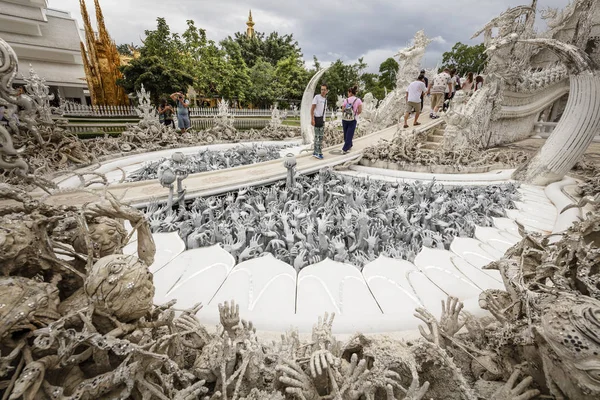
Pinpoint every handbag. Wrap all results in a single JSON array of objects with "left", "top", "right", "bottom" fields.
[{"left": 314, "top": 99, "right": 327, "bottom": 127}]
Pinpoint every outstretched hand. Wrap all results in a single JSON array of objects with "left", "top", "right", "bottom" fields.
[
  {"left": 490, "top": 369, "right": 540, "bottom": 400},
  {"left": 218, "top": 300, "right": 240, "bottom": 336},
  {"left": 439, "top": 296, "right": 465, "bottom": 337},
  {"left": 414, "top": 307, "right": 443, "bottom": 347}
]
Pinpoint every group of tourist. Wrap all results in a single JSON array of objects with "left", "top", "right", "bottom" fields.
[
  {"left": 157, "top": 91, "right": 191, "bottom": 133},
  {"left": 310, "top": 68, "right": 483, "bottom": 159},
  {"left": 310, "top": 84, "right": 363, "bottom": 160},
  {"left": 404, "top": 68, "right": 484, "bottom": 127}
]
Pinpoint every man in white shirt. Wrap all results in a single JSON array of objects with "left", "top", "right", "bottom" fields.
[
  {"left": 310, "top": 83, "right": 328, "bottom": 159},
  {"left": 403, "top": 75, "right": 427, "bottom": 128}
]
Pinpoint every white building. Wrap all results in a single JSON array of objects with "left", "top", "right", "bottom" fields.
[{"left": 0, "top": 0, "right": 88, "bottom": 103}]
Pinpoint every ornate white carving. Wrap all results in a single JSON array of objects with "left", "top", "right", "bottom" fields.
[
  {"left": 368, "top": 31, "right": 433, "bottom": 133},
  {"left": 134, "top": 84, "right": 158, "bottom": 123}
]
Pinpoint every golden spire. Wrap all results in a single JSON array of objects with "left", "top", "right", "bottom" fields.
[
  {"left": 246, "top": 10, "right": 255, "bottom": 38},
  {"left": 94, "top": 0, "right": 109, "bottom": 44},
  {"left": 79, "top": 0, "right": 129, "bottom": 105}
]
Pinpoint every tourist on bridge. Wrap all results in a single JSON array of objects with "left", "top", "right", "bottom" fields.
[
  {"left": 310, "top": 83, "right": 328, "bottom": 159},
  {"left": 427, "top": 68, "right": 453, "bottom": 119},
  {"left": 461, "top": 72, "right": 474, "bottom": 92},
  {"left": 170, "top": 91, "right": 191, "bottom": 133},
  {"left": 341, "top": 86, "right": 362, "bottom": 154},
  {"left": 419, "top": 69, "right": 429, "bottom": 111},
  {"left": 475, "top": 75, "right": 484, "bottom": 91},
  {"left": 404, "top": 75, "right": 427, "bottom": 129}
]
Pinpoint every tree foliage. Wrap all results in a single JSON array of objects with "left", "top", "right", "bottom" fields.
[
  {"left": 221, "top": 31, "right": 303, "bottom": 69},
  {"left": 116, "top": 44, "right": 132, "bottom": 56},
  {"left": 117, "top": 56, "right": 193, "bottom": 103},
  {"left": 441, "top": 42, "right": 488, "bottom": 76},
  {"left": 275, "top": 55, "right": 310, "bottom": 101},
  {"left": 378, "top": 57, "right": 399, "bottom": 91},
  {"left": 247, "top": 58, "right": 277, "bottom": 108},
  {"left": 118, "top": 17, "right": 414, "bottom": 106}
]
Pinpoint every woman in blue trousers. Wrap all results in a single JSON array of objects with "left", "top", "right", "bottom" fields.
[{"left": 340, "top": 86, "right": 363, "bottom": 154}]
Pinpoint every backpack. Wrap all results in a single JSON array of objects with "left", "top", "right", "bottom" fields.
[{"left": 342, "top": 98, "right": 356, "bottom": 121}]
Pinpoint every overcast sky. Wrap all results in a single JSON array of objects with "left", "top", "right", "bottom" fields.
[{"left": 49, "top": 0, "right": 571, "bottom": 72}]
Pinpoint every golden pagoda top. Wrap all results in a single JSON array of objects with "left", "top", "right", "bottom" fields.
[{"left": 246, "top": 10, "right": 255, "bottom": 38}]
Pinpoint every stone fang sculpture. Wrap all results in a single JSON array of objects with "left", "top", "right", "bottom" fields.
[{"left": 300, "top": 66, "right": 329, "bottom": 145}]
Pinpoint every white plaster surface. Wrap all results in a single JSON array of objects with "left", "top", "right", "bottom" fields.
[
  {"left": 123, "top": 231, "right": 185, "bottom": 273},
  {"left": 200, "top": 254, "right": 298, "bottom": 331}
]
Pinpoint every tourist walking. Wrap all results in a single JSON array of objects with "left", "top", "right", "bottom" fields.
[
  {"left": 474, "top": 75, "right": 484, "bottom": 91},
  {"left": 444, "top": 68, "right": 458, "bottom": 111},
  {"left": 420, "top": 68, "right": 429, "bottom": 111},
  {"left": 311, "top": 83, "right": 328, "bottom": 159},
  {"left": 404, "top": 75, "right": 427, "bottom": 129},
  {"left": 461, "top": 72, "right": 474, "bottom": 92},
  {"left": 170, "top": 91, "right": 191, "bottom": 133},
  {"left": 428, "top": 68, "right": 452, "bottom": 119},
  {"left": 341, "top": 86, "right": 362, "bottom": 154},
  {"left": 158, "top": 98, "right": 175, "bottom": 128}
]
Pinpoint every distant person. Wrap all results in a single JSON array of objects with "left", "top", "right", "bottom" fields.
[
  {"left": 444, "top": 68, "right": 458, "bottom": 111},
  {"left": 419, "top": 68, "right": 429, "bottom": 111},
  {"left": 404, "top": 75, "right": 427, "bottom": 128},
  {"left": 427, "top": 68, "right": 452, "bottom": 119},
  {"left": 310, "top": 83, "right": 328, "bottom": 160},
  {"left": 341, "top": 86, "right": 362, "bottom": 154},
  {"left": 170, "top": 90, "right": 191, "bottom": 133},
  {"left": 158, "top": 98, "right": 175, "bottom": 128},
  {"left": 462, "top": 72, "right": 474, "bottom": 92},
  {"left": 475, "top": 75, "right": 484, "bottom": 91}
]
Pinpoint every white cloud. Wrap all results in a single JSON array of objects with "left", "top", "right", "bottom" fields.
[
  {"left": 431, "top": 36, "right": 447, "bottom": 45},
  {"left": 49, "top": 0, "right": 574, "bottom": 69}
]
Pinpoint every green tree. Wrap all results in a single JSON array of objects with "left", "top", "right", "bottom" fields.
[
  {"left": 361, "top": 72, "right": 385, "bottom": 100},
  {"left": 262, "top": 32, "right": 303, "bottom": 66},
  {"left": 118, "top": 56, "right": 194, "bottom": 103},
  {"left": 378, "top": 57, "right": 398, "bottom": 91},
  {"left": 221, "top": 31, "right": 302, "bottom": 69},
  {"left": 116, "top": 44, "right": 132, "bottom": 56},
  {"left": 322, "top": 60, "right": 361, "bottom": 104},
  {"left": 275, "top": 54, "right": 309, "bottom": 101},
  {"left": 441, "top": 42, "right": 488, "bottom": 76},
  {"left": 140, "top": 18, "right": 185, "bottom": 70},
  {"left": 247, "top": 58, "right": 277, "bottom": 107},
  {"left": 219, "top": 42, "right": 251, "bottom": 104},
  {"left": 312, "top": 55, "right": 321, "bottom": 71},
  {"left": 221, "top": 33, "right": 264, "bottom": 68}
]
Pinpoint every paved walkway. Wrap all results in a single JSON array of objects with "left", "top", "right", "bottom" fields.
[{"left": 37, "top": 115, "right": 439, "bottom": 207}]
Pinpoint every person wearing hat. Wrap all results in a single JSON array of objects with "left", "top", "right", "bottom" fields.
[{"left": 419, "top": 69, "right": 429, "bottom": 112}]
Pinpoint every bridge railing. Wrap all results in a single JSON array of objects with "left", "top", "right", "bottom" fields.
[{"left": 62, "top": 103, "right": 305, "bottom": 118}]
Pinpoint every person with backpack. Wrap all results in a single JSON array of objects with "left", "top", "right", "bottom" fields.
[{"left": 340, "top": 86, "right": 362, "bottom": 154}]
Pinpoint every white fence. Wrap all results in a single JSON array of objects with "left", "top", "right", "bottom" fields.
[{"left": 62, "top": 103, "right": 301, "bottom": 118}]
